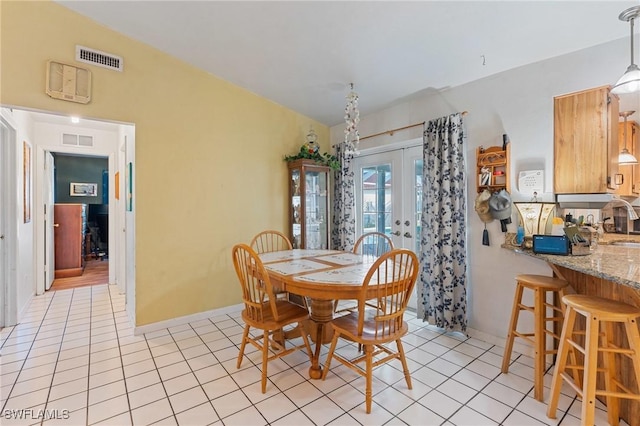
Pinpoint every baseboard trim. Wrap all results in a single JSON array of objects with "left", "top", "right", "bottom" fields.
[{"left": 134, "top": 304, "right": 244, "bottom": 336}]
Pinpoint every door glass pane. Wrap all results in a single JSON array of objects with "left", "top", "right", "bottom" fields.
[
  {"left": 414, "top": 158, "right": 423, "bottom": 255},
  {"left": 361, "top": 164, "right": 392, "bottom": 236}
]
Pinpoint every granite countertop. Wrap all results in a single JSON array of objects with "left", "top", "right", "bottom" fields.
[{"left": 502, "top": 240, "right": 640, "bottom": 290}]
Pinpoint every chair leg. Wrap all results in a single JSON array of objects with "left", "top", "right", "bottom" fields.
[
  {"left": 237, "top": 325, "right": 250, "bottom": 368},
  {"left": 547, "top": 306, "right": 577, "bottom": 419},
  {"left": 321, "top": 331, "right": 340, "bottom": 381},
  {"left": 298, "top": 321, "right": 313, "bottom": 359},
  {"left": 365, "top": 344, "right": 373, "bottom": 414},
  {"left": 625, "top": 318, "right": 640, "bottom": 400},
  {"left": 602, "top": 321, "right": 619, "bottom": 426},
  {"left": 581, "top": 314, "right": 600, "bottom": 426},
  {"left": 396, "top": 339, "right": 412, "bottom": 390},
  {"left": 261, "top": 331, "right": 269, "bottom": 393},
  {"left": 559, "top": 288, "right": 582, "bottom": 390},
  {"left": 533, "top": 287, "right": 545, "bottom": 401},
  {"left": 502, "top": 283, "right": 524, "bottom": 373}
]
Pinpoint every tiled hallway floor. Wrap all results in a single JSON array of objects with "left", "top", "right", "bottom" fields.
[{"left": 0, "top": 284, "right": 623, "bottom": 425}]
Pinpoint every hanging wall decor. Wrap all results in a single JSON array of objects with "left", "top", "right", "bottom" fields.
[{"left": 23, "top": 141, "right": 31, "bottom": 223}]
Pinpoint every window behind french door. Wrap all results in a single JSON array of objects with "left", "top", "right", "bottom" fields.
[{"left": 353, "top": 145, "right": 423, "bottom": 256}]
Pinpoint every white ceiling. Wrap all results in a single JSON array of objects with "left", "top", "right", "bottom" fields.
[{"left": 55, "top": 1, "right": 637, "bottom": 127}]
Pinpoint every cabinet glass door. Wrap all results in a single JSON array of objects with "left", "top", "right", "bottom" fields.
[
  {"left": 291, "top": 169, "right": 302, "bottom": 248},
  {"left": 304, "top": 170, "right": 328, "bottom": 249},
  {"left": 288, "top": 160, "right": 330, "bottom": 249}
]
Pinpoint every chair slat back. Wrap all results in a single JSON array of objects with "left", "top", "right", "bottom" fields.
[
  {"left": 357, "top": 249, "right": 418, "bottom": 339},
  {"left": 250, "top": 230, "right": 293, "bottom": 254},
  {"left": 353, "top": 232, "right": 394, "bottom": 261},
  {"left": 232, "top": 243, "right": 279, "bottom": 322}
]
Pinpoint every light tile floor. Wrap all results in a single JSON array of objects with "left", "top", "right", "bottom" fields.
[{"left": 0, "top": 284, "right": 625, "bottom": 425}]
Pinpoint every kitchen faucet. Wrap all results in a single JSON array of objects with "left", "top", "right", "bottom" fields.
[{"left": 605, "top": 198, "right": 639, "bottom": 220}]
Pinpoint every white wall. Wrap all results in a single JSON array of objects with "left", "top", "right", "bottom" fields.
[
  {"left": 330, "top": 38, "right": 633, "bottom": 341},
  {"left": 1, "top": 108, "right": 36, "bottom": 323}
]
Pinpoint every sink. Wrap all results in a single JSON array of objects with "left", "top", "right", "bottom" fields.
[{"left": 610, "top": 241, "right": 640, "bottom": 247}]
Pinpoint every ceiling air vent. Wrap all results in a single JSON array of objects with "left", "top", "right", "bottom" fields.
[
  {"left": 76, "top": 45, "right": 123, "bottom": 72},
  {"left": 62, "top": 133, "right": 94, "bottom": 147}
]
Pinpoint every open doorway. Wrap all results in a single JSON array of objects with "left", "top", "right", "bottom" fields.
[{"left": 49, "top": 153, "right": 110, "bottom": 291}]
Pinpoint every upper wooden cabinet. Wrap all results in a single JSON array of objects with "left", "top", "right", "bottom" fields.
[
  {"left": 554, "top": 86, "right": 619, "bottom": 194},
  {"left": 616, "top": 119, "right": 640, "bottom": 197}
]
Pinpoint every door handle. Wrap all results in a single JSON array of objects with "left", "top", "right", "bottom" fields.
[
  {"left": 404, "top": 232, "right": 412, "bottom": 238},
  {"left": 404, "top": 220, "right": 410, "bottom": 226},
  {"left": 53, "top": 223, "right": 59, "bottom": 227},
  {"left": 391, "top": 231, "right": 401, "bottom": 236},
  {"left": 395, "top": 220, "right": 401, "bottom": 225}
]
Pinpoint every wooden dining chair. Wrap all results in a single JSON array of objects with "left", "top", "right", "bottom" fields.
[
  {"left": 321, "top": 248, "right": 419, "bottom": 413},
  {"left": 334, "top": 231, "right": 394, "bottom": 314},
  {"left": 250, "top": 230, "right": 292, "bottom": 254},
  {"left": 250, "top": 230, "right": 296, "bottom": 302},
  {"left": 232, "top": 243, "right": 313, "bottom": 393},
  {"left": 353, "top": 231, "right": 394, "bottom": 259}
]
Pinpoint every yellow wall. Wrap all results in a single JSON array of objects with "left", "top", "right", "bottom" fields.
[{"left": 1, "top": 0, "right": 329, "bottom": 325}]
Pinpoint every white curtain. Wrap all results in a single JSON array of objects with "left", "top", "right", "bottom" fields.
[{"left": 417, "top": 113, "right": 468, "bottom": 333}]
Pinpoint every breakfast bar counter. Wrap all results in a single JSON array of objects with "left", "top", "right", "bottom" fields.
[
  {"left": 503, "top": 243, "right": 640, "bottom": 290},
  {"left": 503, "top": 241, "right": 640, "bottom": 425}
]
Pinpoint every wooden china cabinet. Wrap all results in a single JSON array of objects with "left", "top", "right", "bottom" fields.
[{"left": 287, "top": 159, "right": 330, "bottom": 249}]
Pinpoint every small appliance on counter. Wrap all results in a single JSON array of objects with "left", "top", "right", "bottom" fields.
[{"left": 532, "top": 235, "right": 571, "bottom": 255}]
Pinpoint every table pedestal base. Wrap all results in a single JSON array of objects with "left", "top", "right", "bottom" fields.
[{"left": 306, "top": 298, "right": 335, "bottom": 379}]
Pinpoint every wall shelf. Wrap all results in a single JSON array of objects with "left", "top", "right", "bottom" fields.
[{"left": 476, "top": 144, "right": 510, "bottom": 193}]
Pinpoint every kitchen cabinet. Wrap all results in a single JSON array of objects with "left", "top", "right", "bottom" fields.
[
  {"left": 54, "top": 203, "right": 87, "bottom": 278},
  {"left": 288, "top": 159, "right": 330, "bottom": 249},
  {"left": 616, "top": 119, "right": 640, "bottom": 196},
  {"left": 476, "top": 144, "right": 510, "bottom": 193},
  {"left": 554, "top": 85, "right": 619, "bottom": 194}
]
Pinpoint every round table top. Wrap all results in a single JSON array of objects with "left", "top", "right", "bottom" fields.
[{"left": 259, "top": 249, "right": 379, "bottom": 300}]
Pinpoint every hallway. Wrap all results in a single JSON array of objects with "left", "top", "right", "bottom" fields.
[{"left": 50, "top": 261, "right": 109, "bottom": 291}]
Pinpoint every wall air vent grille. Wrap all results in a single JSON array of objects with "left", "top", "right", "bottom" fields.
[
  {"left": 76, "top": 45, "right": 123, "bottom": 72},
  {"left": 62, "top": 133, "right": 94, "bottom": 147}
]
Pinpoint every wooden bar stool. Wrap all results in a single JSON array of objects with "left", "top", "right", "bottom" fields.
[
  {"left": 501, "top": 274, "right": 571, "bottom": 401},
  {"left": 547, "top": 294, "right": 640, "bottom": 426}
]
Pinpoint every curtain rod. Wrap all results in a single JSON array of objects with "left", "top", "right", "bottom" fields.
[{"left": 359, "top": 110, "right": 468, "bottom": 142}]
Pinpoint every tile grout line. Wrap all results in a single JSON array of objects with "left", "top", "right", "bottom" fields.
[
  {"left": 40, "top": 289, "right": 78, "bottom": 426},
  {"left": 0, "top": 292, "right": 57, "bottom": 417}
]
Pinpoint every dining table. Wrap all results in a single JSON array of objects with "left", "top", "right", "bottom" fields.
[{"left": 258, "top": 248, "right": 377, "bottom": 379}]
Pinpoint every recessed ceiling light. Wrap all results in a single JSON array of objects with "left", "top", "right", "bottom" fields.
[{"left": 71, "top": 116, "right": 80, "bottom": 124}]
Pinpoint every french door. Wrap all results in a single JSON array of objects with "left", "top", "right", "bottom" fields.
[{"left": 353, "top": 145, "right": 423, "bottom": 255}]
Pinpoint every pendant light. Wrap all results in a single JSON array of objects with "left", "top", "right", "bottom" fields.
[
  {"left": 612, "top": 6, "right": 640, "bottom": 95},
  {"left": 343, "top": 83, "right": 360, "bottom": 155},
  {"left": 619, "top": 110, "right": 638, "bottom": 165}
]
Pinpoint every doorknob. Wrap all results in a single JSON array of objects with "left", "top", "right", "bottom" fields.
[
  {"left": 391, "top": 230, "right": 401, "bottom": 236},
  {"left": 404, "top": 232, "right": 412, "bottom": 238},
  {"left": 404, "top": 220, "right": 410, "bottom": 226},
  {"left": 53, "top": 223, "right": 59, "bottom": 227},
  {"left": 395, "top": 220, "right": 401, "bottom": 225}
]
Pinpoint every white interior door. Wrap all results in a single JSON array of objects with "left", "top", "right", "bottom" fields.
[
  {"left": 44, "top": 152, "right": 55, "bottom": 290},
  {"left": 0, "top": 120, "right": 6, "bottom": 327}
]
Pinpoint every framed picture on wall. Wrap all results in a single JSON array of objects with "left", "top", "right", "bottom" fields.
[
  {"left": 23, "top": 141, "right": 31, "bottom": 223},
  {"left": 70, "top": 182, "right": 98, "bottom": 197}
]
